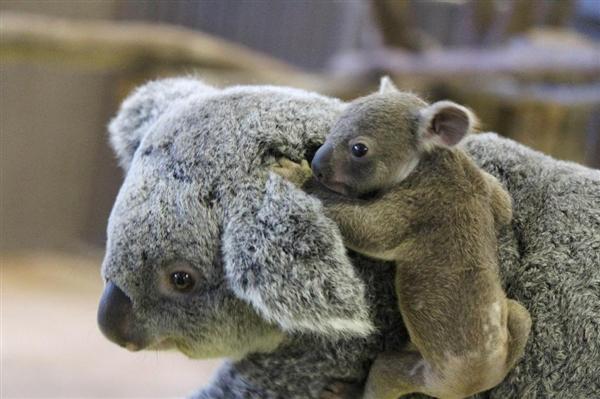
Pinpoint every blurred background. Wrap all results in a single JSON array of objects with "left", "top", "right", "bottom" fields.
[{"left": 1, "top": 0, "right": 598, "bottom": 397}]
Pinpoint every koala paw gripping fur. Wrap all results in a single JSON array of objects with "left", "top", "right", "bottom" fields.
[
  {"left": 98, "top": 77, "right": 600, "bottom": 398},
  {"left": 272, "top": 158, "right": 313, "bottom": 188}
]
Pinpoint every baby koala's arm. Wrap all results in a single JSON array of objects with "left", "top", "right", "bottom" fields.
[
  {"left": 482, "top": 171, "right": 513, "bottom": 227},
  {"left": 272, "top": 158, "right": 407, "bottom": 260},
  {"left": 271, "top": 158, "right": 314, "bottom": 188}
]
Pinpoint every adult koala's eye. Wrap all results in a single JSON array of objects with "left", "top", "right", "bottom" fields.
[
  {"left": 170, "top": 271, "right": 195, "bottom": 292},
  {"left": 351, "top": 143, "right": 368, "bottom": 158}
]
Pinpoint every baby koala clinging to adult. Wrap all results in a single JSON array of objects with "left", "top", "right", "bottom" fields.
[{"left": 273, "top": 79, "right": 531, "bottom": 399}]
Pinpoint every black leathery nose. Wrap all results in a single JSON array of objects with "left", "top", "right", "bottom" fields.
[
  {"left": 312, "top": 143, "right": 333, "bottom": 180},
  {"left": 97, "top": 281, "right": 135, "bottom": 347}
]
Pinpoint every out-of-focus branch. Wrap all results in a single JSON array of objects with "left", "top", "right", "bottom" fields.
[
  {"left": 0, "top": 11, "right": 317, "bottom": 87},
  {"left": 332, "top": 28, "right": 600, "bottom": 84}
]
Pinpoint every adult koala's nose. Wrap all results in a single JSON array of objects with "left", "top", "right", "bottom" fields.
[
  {"left": 312, "top": 142, "right": 334, "bottom": 181},
  {"left": 97, "top": 281, "right": 147, "bottom": 351}
]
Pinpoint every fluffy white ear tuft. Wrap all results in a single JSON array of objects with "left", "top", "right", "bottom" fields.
[
  {"left": 379, "top": 76, "right": 399, "bottom": 94},
  {"left": 419, "top": 100, "right": 477, "bottom": 148},
  {"left": 223, "top": 174, "right": 375, "bottom": 339}
]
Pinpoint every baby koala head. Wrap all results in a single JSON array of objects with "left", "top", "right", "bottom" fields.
[{"left": 312, "top": 78, "right": 477, "bottom": 197}]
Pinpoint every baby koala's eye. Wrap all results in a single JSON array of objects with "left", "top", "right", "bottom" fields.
[
  {"left": 170, "top": 271, "right": 195, "bottom": 292},
  {"left": 351, "top": 143, "right": 369, "bottom": 158}
]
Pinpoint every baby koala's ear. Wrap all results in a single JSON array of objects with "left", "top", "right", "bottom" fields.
[
  {"left": 419, "top": 101, "right": 477, "bottom": 147},
  {"left": 379, "top": 76, "right": 399, "bottom": 94}
]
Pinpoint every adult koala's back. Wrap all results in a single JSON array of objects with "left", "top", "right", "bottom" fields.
[{"left": 98, "top": 78, "right": 600, "bottom": 398}]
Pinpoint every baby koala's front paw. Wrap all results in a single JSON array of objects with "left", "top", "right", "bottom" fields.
[
  {"left": 320, "top": 381, "right": 363, "bottom": 399},
  {"left": 271, "top": 158, "right": 313, "bottom": 188}
]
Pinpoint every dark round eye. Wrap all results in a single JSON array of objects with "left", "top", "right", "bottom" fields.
[
  {"left": 351, "top": 143, "right": 368, "bottom": 158},
  {"left": 170, "top": 271, "right": 195, "bottom": 292}
]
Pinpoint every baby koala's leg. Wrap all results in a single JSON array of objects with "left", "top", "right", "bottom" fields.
[
  {"left": 271, "top": 158, "right": 313, "bottom": 188},
  {"left": 505, "top": 299, "right": 532, "bottom": 370},
  {"left": 362, "top": 350, "right": 427, "bottom": 399}
]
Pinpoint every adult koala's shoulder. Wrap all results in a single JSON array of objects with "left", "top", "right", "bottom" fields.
[
  {"left": 99, "top": 77, "right": 600, "bottom": 398},
  {"left": 98, "top": 77, "right": 392, "bottom": 398}
]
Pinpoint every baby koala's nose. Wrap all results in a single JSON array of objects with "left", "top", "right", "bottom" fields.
[
  {"left": 312, "top": 143, "right": 333, "bottom": 180},
  {"left": 310, "top": 157, "right": 323, "bottom": 180},
  {"left": 312, "top": 162, "right": 324, "bottom": 180}
]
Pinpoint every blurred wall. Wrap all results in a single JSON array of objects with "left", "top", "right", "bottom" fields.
[
  {"left": 0, "top": 0, "right": 117, "bottom": 19},
  {"left": 117, "top": 0, "right": 371, "bottom": 71},
  {"left": 0, "top": 0, "right": 122, "bottom": 251}
]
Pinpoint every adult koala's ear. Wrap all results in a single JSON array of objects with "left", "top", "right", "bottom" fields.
[
  {"left": 379, "top": 76, "right": 399, "bottom": 94},
  {"left": 419, "top": 100, "right": 477, "bottom": 147},
  {"left": 223, "top": 174, "right": 374, "bottom": 338},
  {"left": 108, "top": 78, "right": 216, "bottom": 170}
]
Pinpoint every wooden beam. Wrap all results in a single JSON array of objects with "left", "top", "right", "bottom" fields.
[
  {"left": 0, "top": 11, "right": 316, "bottom": 86},
  {"left": 333, "top": 29, "right": 600, "bottom": 83}
]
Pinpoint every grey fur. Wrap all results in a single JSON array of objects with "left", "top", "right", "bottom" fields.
[{"left": 101, "top": 77, "right": 600, "bottom": 398}]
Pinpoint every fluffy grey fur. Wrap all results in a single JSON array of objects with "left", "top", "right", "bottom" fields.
[{"left": 102, "top": 77, "right": 600, "bottom": 398}]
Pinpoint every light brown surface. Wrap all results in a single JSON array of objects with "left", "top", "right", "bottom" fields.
[{"left": 1, "top": 252, "right": 221, "bottom": 398}]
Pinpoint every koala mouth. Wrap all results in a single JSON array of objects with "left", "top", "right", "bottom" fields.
[
  {"left": 147, "top": 337, "right": 177, "bottom": 350},
  {"left": 316, "top": 178, "right": 350, "bottom": 196}
]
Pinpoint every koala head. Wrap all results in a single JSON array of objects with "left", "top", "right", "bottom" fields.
[
  {"left": 312, "top": 77, "right": 476, "bottom": 197},
  {"left": 98, "top": 78, "right": 373, "bottom": 359}
]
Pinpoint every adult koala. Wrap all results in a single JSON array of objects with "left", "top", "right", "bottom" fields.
[{"left": 98, "top": 77, "right": 600, "bottom": 398}]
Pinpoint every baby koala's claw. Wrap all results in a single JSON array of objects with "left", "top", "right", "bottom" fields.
[
  {"left": 271, "top": 158, "right": 313, "bottom": 188},
  {"left": 320, "top": 381, "right": 363, "bottom": 399}
]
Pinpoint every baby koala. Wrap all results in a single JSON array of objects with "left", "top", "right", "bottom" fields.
[{"left": 273, "top": 80, "right": 531, "bottom": 399}]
